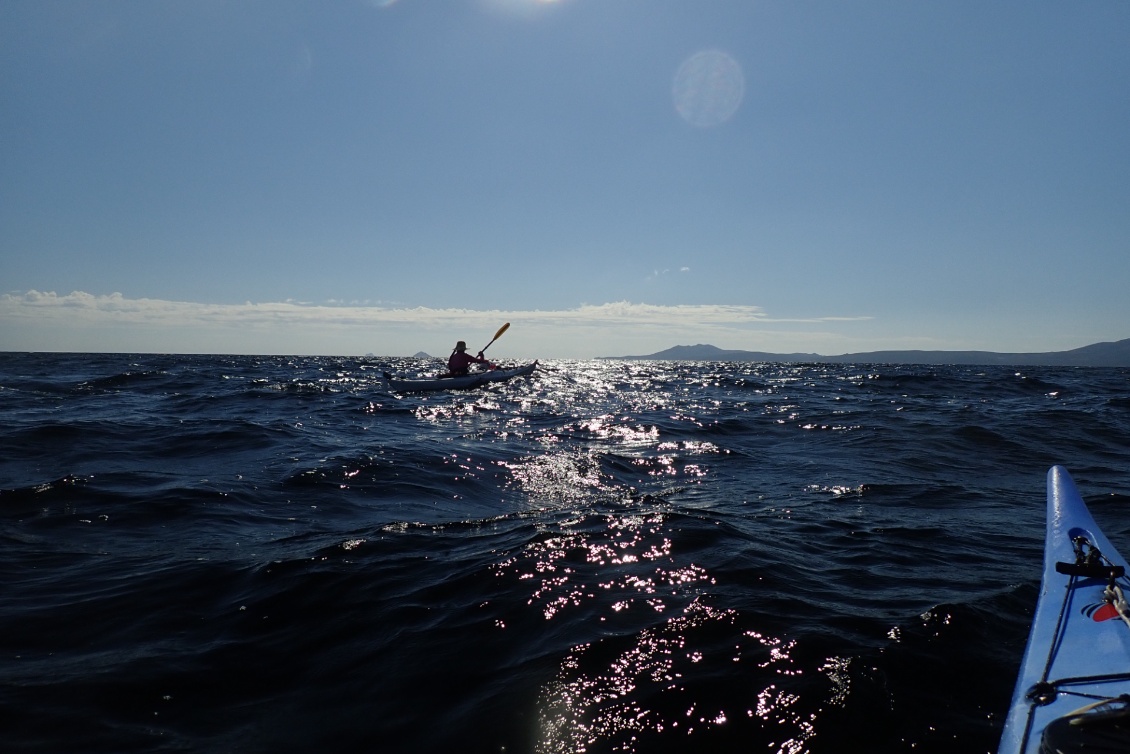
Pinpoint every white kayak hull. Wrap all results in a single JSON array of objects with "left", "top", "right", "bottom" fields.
[{"left": 384, "top": 362, "right": 537, "bottom": 392}]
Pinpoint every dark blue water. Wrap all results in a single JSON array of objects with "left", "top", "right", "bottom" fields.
[{"left": 2, "top": 353, "right": 1129, "bottom": 753}]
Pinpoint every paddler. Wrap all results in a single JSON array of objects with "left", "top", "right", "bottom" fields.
[{"left": 446, "top": 341, "right": 493, "bottom": 376}]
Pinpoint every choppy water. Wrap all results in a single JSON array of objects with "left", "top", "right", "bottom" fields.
[{"left": 2, "top": 352, "right": 1129, "bottom": 753}]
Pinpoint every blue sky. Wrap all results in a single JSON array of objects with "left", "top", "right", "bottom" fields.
[{"left": 2, "top": 0, "right": 1128, "bottom": 359}]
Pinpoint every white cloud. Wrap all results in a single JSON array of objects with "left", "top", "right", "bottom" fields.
[{"left": 0, "top": 290, "right": 874, "bottom": 358}]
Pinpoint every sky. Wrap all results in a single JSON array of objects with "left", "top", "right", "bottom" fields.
[{"left": 2, "top": 0, "right": 1128, "bottom": 359}]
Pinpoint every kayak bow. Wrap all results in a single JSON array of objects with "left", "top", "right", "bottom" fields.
[{"left": 999, "top": 465, "right": 1130, "bottom": 754}]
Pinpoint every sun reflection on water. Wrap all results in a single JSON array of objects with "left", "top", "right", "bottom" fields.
[
  {"left": 489, "top": 501, "right": 834, "bottom": 753},
  {"left": 502, "top": 450, "right": 609, "bottom": 505},
  {"left": 385, "top": 360, "right": 880, "bottom": 750},
  {"left": 530, "top": 596, "right": 830, "bottom": 754}
]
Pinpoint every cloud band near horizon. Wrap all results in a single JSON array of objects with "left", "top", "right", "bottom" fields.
[{"left": 0, "top": 290, "right": 873, "bottom": 357}]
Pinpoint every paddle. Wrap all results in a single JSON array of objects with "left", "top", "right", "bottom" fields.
[{"left": 480, "top": 322, "right": 510, "bottom": 355}]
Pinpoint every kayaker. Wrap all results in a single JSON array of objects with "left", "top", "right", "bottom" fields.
[{"left": 446, "top": 341, "right": 492, "bottom": 376}]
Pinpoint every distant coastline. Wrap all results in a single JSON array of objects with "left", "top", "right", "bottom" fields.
[{"left": 602, "top": 338, "right": 1130, "bottom": 367}]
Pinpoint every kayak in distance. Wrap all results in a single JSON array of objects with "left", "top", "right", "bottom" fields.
[
  {"left": 999, "top": 465, "right": 1130, "bottom": 754},
  {"left": 382, "top": 361, "right": 537, "bottom": 393}
]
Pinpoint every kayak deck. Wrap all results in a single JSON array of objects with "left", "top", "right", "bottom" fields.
[
  {"left": 383, "top": 361, "right": 537, "bottom": 392},
  {"left": 998, "top": 465, "right": 1130, "bottom": 754}
]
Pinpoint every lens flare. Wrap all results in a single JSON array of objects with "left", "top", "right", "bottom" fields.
[{"left": 673, "top": 50, "right": 744, "bottom": 127}]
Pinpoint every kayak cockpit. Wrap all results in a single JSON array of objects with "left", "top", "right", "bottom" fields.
[{"left": 1038, "top": 697, "right": 1130, "bottom": 753}]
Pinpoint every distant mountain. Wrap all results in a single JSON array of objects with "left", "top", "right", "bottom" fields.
[
  {"left": 604, "top": 338, "right": 1130, "bottom": 367},
  {"left": 413, "top": 351, "right": 433, "bottom": 359}
]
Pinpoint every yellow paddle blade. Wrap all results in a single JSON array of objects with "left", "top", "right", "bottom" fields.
[{"left": 493, "top": 322, "right": 510, "bottom": 340}]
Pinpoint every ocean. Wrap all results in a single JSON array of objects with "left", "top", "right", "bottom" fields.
[{"left": 2, "top": 352, "right": 1129, "bottom": 753}]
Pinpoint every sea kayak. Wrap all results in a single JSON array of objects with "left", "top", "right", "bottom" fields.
[
  {"left": 999, "top": 465, "right": 1130, "bottom": 754},
  {"left": 383, "top": 362, "right": 537, "bottom": 393}
]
